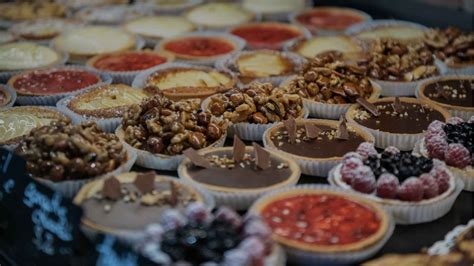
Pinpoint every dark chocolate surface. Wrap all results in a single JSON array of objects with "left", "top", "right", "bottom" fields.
[{"left": 424, "top": 79, "right": 473, "bottom": 108}]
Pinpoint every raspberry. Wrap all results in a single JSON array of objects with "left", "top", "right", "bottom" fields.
[
  {"left": 238, "top": 237, "right": 265, "bottom": 266},
  {"left": 185, "top": 202, "right": 210, "bottom": 223},
  {"left": 350, "top": 165, "right": 376, "bottom": 193},
  {"left": 160, "top": 209, "right": 187, "bottom": 231},
  {"left": 425, "top": 134, "right": 448, "bottom": 160},
  {"left": 397, "top": 177, "right": 424, "bottom": 201},
  {"left": 447, "top": 117, "right": 464, "bottom": 125},
  {"left": 427, "top": 120, "right": 445, "bottom": 133},
  {"left": 376, "top": 173, "right": 399, "bottom": 199},
  {"left": 215, "top": 207, "right": 242, "bottom": 228},
  {"left": 340, "top": 158, "right": 363, "bottom": 184},
  {"left": 419, "top": 173, "right": 439, "bottom": 199},
  {"left": 425, "top": 130, "right": 446, "bottom": 143},
  {"left": 444, "top": 143, "right": 470, "bottom": 168},
  {"left": 223, "top": 248, "right": 250, "bottom": 266},
  {"left": 430, "top": 165, "right": 451, "bottom": 193},
  {"left": 356, "top": 142, "right": 377, "bottom": 160},
  {"left": 342, "top": 152, "right": 363, "bottom": 163},
  {"left": 384, "top": 146, "right": 400, "bottom": 155}
]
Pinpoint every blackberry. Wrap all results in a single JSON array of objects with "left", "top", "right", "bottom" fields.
[{"left": 443, "top": 122, "right": 474, "bottom": 155}]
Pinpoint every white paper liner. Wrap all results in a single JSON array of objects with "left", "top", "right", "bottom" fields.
[
  {"left": 33, "top": 144, "right": 137, "bottom": 199},
  {"left": 14, "top": 66, "right": 113, "bottom": 106},
  {"left": 428, "top": 219, "right": 474, "bottom": 255},
  {"left": 1, "top": 84, "right": 16, "bottom": 108},
  {"left": 215, "top": 50, "right": 307, "bottom": 87},
  {"left": 154, "top": 32, "right": 246, "bottom": 66},
  {"left": 445, "top": 64, "right": 474, "bottom": 75},
  {"left": 328, "top": 163, "right": 464, "bottom": 224},
  {"left": 345, "top": 19, "right": 428, "bottom": 37},
  {"left": 248, "top": 184, "right": 395, "bottom": 264}
]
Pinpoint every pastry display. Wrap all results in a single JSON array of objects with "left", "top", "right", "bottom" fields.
[
  {"left": 138, "top": 203, "right": 283, "bottom": 265},
  {"left": 0, "top": 42, "right": 62, "bottom": 72},
  {"left": 350, "top": 21, "right": 426, "bottom": 42},
  {"left": 186, "top": 3, "right": 254, "bottom": 29},
  {"left": 229, "top": 22, "right": 306, "bottom": 50},
  {"left": 346, "top": 97, "right": 450, "bottom": 150},
  {"left": 75, "top": 4, "right": 151, "bottom": 25},
  {"left": 0, "top": 85, "right": 14, "bottom": 108},
  {"left": 263, "top": 118, "right": 374, "bottom": 176},
  {"left": 0, "top": 2, "right": 66, "bottom": 22},
  {"left": 179, "top": 137, "right": 300, "bottom": 209},
  {"left": 124, "top": 16, "right": 196, "bottom": 43},
  {"left": 289, "top": 36, "right": 364, "bottom": 60},
  {"left": 417, "top": 75, "right": 473, "bottom": 119},
  {"left": 242, "top": 0, "right": 306, "bottom": 20},
  {"left": 9, "top": 19, "right": 82, "bottom": 41},
  {"left": 0, "top": 106, "right": 70, "bottom": 146},
  {"left": 420, "top": 118, "right": 473, "bottom": 191}
]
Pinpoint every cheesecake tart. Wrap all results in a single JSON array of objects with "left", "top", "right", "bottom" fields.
[
  {"left": 249, "top": 185, "right": 392, "bottom": 264},
  {"left": 242, "top": 0, "right": 306, "bottom": 21},
  {"left": 289, "top": 35, "right": 364, "bottom": 59},
  {"left": 136, "top": 64, "right": 236, "bottom": 101},
  {"left": 0, "top": 106, "right": 69, "bottom": 146},
  {"left": 230, "top": 22, "right": 307, "bottom": 50},
  {"left": 52, "top": 26, "right": 137, "bottom": 62},
  {"left": 0, "top": 42, "right": 63, "bottom": 72},
  {"left": 263, "top": 118, "right": 374, "bottom": 176},
  {"left": 417, "top": 75, "right": 473, "bottom": 120},
  {"left": 0, "top": 85, "right": 15, "bottom": 108},
  {"left": 75, "top": 4, "right": 151, "bottom": 25},
  {"left": 348, "top": 20, "right": 427, "bottom": 42},
  {"left": 346, "top": 97, "right": 451, "bottom": 150},
  {"left": 185, "top": 3, "right": 254, "bottom": 29},
  {"left": 124, "top": 16, "right": 196, "bottom": 43},
  {"left": 0, "top": 2, "right": 66, "bottom": 22},
  {"left": 178, "top": 138, "right": 300, "bottom": 209},
  {"left": 10, "top": 19, "right": 82, "bottom": 41}
]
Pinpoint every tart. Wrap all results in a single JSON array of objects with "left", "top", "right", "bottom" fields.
[
  {"left": 124, "top": 16, "right": 196, "bottom": 42},
  {"left": 0, "top": 42, "right": 62, "bottom": 71},
  {"left": 346, "top": 97, "right": 450, "bottom": 150},
  {"left": 52, "top": 26, "right": 136, "bottom": 62},
  {"left": 0, "top": 106, "right": 69, "bottom": 146},
  {"left": 230, "top": 22, "right": 306, "bottom": 50},
  {"left": 73, "top": 172, "right": 207, "bottom": 234},
  {"left": 242, "top": 0, "right": 306, "bottom": 18},
  {"left": 353, "top": 23, "right": 426, "bottom": 42},
  {"left": 178, "top": 140, "right": 300, "bottom": 209},
  {"left": 292, "top": 7, "right": 371, "bottom": 34},
  {"left": 185, "top": 3, "right": 254, "bottom": 29},
  {"left": 10, "top": 19, "right": 82, "bottom": 41},
  {"left": 141, "top": 66, "right": 236, "bottom": 100},
  {"left": 0, "top": 2, "right": 66, "bottom": 21},
  {"left": 87, "top": 50, "right": 173, "bottom": 73},
  {"left": 290, "top": 36, "right": 364, "bottom": 59},
  {"left": 417, "top": 75, "right": 473, "bottom": 120},
  {"left": 0, "top": 31, "right": 15, "bottom": 44},
  {"left": 75, "top": 4, "right": 150, "bottom": 25},
  {"left": 0, "top": 85, "right": 13, "bottom": 108},
  {"left": 420, "top": 118, "right": 473, "bottom": 191},
  {"left": 263, "top": 118, "right": 374, "bottom": 176},
  {"left": 250, "top": 186, "right": 390, "bottom": 258}
]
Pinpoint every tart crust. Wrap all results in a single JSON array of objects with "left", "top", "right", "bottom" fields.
[
  {"left": 86, "top": 50, "right": 175, "bottom": 72},
  {"left": 252, "top": 188, "right": 389, "bottom": 253},
  {"left": 0, "top": 86, "right": 12, "bottom": 107}
]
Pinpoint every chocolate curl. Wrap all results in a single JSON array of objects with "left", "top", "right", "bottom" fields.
[
  {"left": 394, "top": 97, "right": 404, "bottom": 113},
  {"left": 134, "top": 171, "right": 155, "bottom": 194},
  {"left": 102, "top": 176, "right": 122, "bottom": 200},
  {"left": 283, "top": 118, "right": 297, "bottom": 144},
  {"left": 252, "top": 143, "right": 270, "bottom": 170},
  {"left": 356, "top": 97, "right": 380, "bottom": 117},
  {"left": 233, "top": 135, "right": 246, "bottom": 163},
  {"left": 305, "top": 123, "right": 321, "bottom": 139},
  {"left": 336, "top": 116, "right": 349, "bottom": 140},
  {"left": 183, "top": 148, "right": 211, "bottom": 168},
  {"left": 168, "top": 181, "right": 178, "bottom": 207}
]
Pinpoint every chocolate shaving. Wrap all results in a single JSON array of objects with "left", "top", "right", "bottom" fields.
[
  {"left": 134, "top": 171, "right": 155, "bottom": 194},
  {"left": 183, "top": 148, "right": 211, "bottom": 168},
  {"left": 168, "top": 181, "right": 178, "bottom": 207},
  {"left": 336, "top": 116, "right": 349, "bottom": 140},
  {"left": 434, "top": 83, "right": 450, "bottom": 100},
  {"left": 283, "top": 118, "right": 297, "bottom": 144},
  {"left": 253, "top": 143, "right": 270, "bottom": 170},
  {"left": 356, "top": 97, "right": 380, "bottom": 117},
  {"left": 102, "top": 176, "right": 122, "bottom": 200},
  {"left": 394, "top": 97, "right": 404, "bottom": 113},
  {"left": 233, "top": 135, "right": 246, "bottom": 163},
  {"left": 305, "top": 123, "right": 321, "bottom": 139}
]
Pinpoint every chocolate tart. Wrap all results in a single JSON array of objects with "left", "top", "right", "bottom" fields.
[
  {"left": 0, "top": 42, "right": 62, "bottom": 72},
  {"left": 10, "top": 18, "right": 82, "bottom": 41},
  {"left": 185, "top": 3, "right": 254, "bottom": 29},
  {"left": 73, "top": 172, "right": 211, "bottom": 235},
  {"left": 124, "top": 16, "right": 196, "bottom": 42},
  {"left": 0, "top": 85, "right": 14, "bottom": 108},
  {"left": 178, "top": 146, "right": 300, "bottom": 209},
  {"left": 346, "top": 97, "right": 451, "bottom": 150},
  {"left": 263, "top": 119, "right": 374, "bottom": 176},
  {"left": 417, "top": 75, "right": 473, "bottom": 120},
  {"left": 290, "top": 35, "right": 364, "bottom": 59}
]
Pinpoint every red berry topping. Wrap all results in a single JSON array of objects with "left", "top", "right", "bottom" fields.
[
  {"left": 426, "top": 134, "right": 448, "bottom": 160},
  {"left": 340, "top": 158, "right": 363, "bottom": 185},
  {"left": 397, "top": 177, "right": 424, "bottom": 202},
  {"left": 447, "top": 117, "right": 464, "bottom": 125},
  {"left": 419, "top": 173, "right": 439, "bottom": 199},
  {"left": 350, "top": 165, "right": 376, "bottom": 193},
  {"left": 376, "top": 173, "right": 399, "bottom": 199},
  {"left": 384, "top": 146, "right": 400, "bottom": 155},
  {"left": 342, "top": 152, "right": 363, "bottom": 163},
  {"left": 356, "top": 142, "right": 377, "bottom": 160},
  {"left": 430, "top": 165, "right": 451, "bottom": 193},
  {"left": 215, "top": 207, "right": 242, "bottom": 228},
  {"left": 427, "top": 120, "right": 445, "bottom": 134},
  {"left": 444, "top": 143, "right": 470, "bottom": 168}
]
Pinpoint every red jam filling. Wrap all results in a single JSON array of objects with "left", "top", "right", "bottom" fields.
[
  {"left": 296, "top": 10, "right": 364, "bottom": 30},
  {"left": 13, "top": 70, "right": 100, "bottom": 95},
  {"left": 231, "top": 25, "right": 302, "bottom": 45},
  {"left": 164, "top": 37, "right": 234, "bottom": 57},
  {"left": 93, "top": 52, "right": 168, "bottom": 72},
  {"left": 261, "top": 194, "right": 381, "bottom": 246}
]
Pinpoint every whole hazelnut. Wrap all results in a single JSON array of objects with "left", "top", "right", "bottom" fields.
[
  {"left": 207, "top": 123, "right": 222, "bottom": 140},
  {"left": 147, "top": 137, "right": 165, "bottom": 154}
]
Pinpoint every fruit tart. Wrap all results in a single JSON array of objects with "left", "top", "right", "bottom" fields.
[
  {"left": 419, "top": 117, "right": 474, "bottom": 191},
  {"left": 329, "top": 142, "right": 462, "bottom": 224}
]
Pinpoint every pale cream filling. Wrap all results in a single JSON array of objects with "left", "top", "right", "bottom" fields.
[
  {"left": 237, "top": 53, "right": 287, "bottom": 77},
  {"left": 150, "top": 70, "right": 231, "bottom": 89},
  {"left": 187, "top": 3, "right": 252, "bottom": 27},
  {"left": 76, "top": 88, "right": 147, "bottom": 110},
  {"left": 0, "top": 114, "right": 53, "bottom": 142},
  {"left": 357, "top": 26, "right": 425, "bottom": 40},
  {"left": 0, "top": 42, "right": 59, "bottom": 70},
  {"left": 125, "top": 16, "right": 194, "bottom": 38},
  {"left": 297, "top": 36, "right": 362, "bottom": 58}
]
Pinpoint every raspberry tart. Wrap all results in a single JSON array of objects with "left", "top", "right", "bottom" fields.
[
  {"left": 420, "top": 118, "right": 474, "bottom": 191},
  {"left": 329, "top": 142, "right": 462, "bottom": 224}
]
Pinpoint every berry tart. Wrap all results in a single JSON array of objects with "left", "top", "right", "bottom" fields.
[
  {"left": 86, "top": 50, "right": 174, "bottom": 85},
  {"left": 346, "top": 97, "right": 451, "bottom": 150},
  {"left": 0, "top": 84, "right": 15, "bottom": 108},
  {"left": 347, "top": 20, "right": 427, "bottom": 42},
  {"left": 185, "top": 3, "right": 254, "bottom": 30},
  {"left": 203, "top": 82, "right": 306, "bottom": 141},
  {"left": 242, "top": 0, "right": 306, "bottom": 21},
  {"left": 419, "top": 118, "right": 474, "bottom": 191},
  {"left": 117, "top": 94, "right": 228, "bottom": 170},
  {"left": 132, "top": 63, "right": 236, "bottom": 101},
  {"left": 329, "top": 142, "right": 462, "bottom": 224},
  {"left": 263, "top": 118, "right": 374, "bottom": 176},
  {"left": 178, "top": 136, "right": 300, "bottom": 209},
  {"left": 15, "top": 121, "right": 136, "bottom": 197},
  {"left": 137, "top": 203, "right": 285, "bottom": 265},
  {"left": 74, "top": 172, "right": 213, "bottom": 243},
  {"left": 249, "top": 185, "right": 393, "bottom": 264},
  {"left": 229, "top": 22, "right": 309, "bottom": 50},
  {"left": 416, "top": 75, "right": 473, "bottom": 120},
  {"left": 287, "top": 35, "right": 364, "bottom": 60}
]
